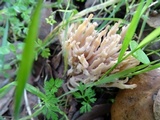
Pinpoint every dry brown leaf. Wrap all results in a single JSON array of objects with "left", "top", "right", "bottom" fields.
[
  {"left": 147, "top": 13, "right": 160, "bottom": 28},
  {"left": 111, "top": 69, "right": 160, "bottom": 120},
  {"left": 0, "top": 87, "right": 15, "bottom": 115}
]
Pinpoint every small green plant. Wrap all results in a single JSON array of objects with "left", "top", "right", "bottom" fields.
[
  {"left": 0, "top": 42, "right": 24, "bottom": 76},
  {"left": 35, "top": 39, "right": 51, "bottom": 59},
  {"left": 42, "top": 78, "right": 64, "bottom": 120},
  {"left": 0, "top": 0, "right": 36, "bottom": 40},
  {"left": 73, "top": 83, "right": 96, "bottom": 113},
  {"left": 45, "top": 14, "right": 57, "bottom": 26},
  {"left": 0, "top": 78, "right": 68, "bottom": 120}
]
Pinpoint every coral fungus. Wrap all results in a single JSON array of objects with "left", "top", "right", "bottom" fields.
[{"left": 59, "top": 14, "right": 140, "bottom": 90}]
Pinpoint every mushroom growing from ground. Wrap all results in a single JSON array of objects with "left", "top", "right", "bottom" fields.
[
  {"left": 59, "top": 14, "right": 140, "bottom": 90},
  {"left": 111, "top": 69, "right": 160, "bottom": 120}
]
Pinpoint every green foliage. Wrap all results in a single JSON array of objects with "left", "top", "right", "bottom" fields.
[
  {"left": 0, "top": 78, "right": 65, "bottom": 120},
  {"left": 0, "top": 42, "right": 24, "bottom": 76},
  {"left": 0, "top": 0, "right": 36, "bottom": 40},
  {"left": 26, "top": 78, "right": 67, "bottom": 120},
  {"left": 0, "top": 42, "right": 24, "bottom": 56},
  {"left": 41, "top": 48, "right": 51, "bottom": 58},
  {"left": 42, "top": 78, "right": 63, "bottom": 120},
  {"left": 42, "top": 106, "right": 59, "bottom": 120},
  {"left": 44, "top": 78, "right": 63, "bottom": 96},
  {"left": 73, "top": 83, "right": 96, "bottom": 113},
  {"left": 130, "top": 40, "right": 150, "bottom": 64},
  {"left": 0, "top": 81, "right": 17, "bottom": 99},
  {"left": 24, "top": 78, "right": 67, "bottom": 120},
  {"left": 45, "top": 14, "right": 57, "bottom": 26},
  {"left": 0, "top": 16, "right": 24, "bottom": 77},
  {"left": 35, "top": 39, "right": 51, "bottom": 59}
]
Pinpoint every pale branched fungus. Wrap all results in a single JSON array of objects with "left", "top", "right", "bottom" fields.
[{"left": 59, "top": 14, "right": 140, "bottom": 90}]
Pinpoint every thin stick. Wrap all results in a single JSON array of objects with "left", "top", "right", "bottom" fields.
[
  {"left": 72, "top": 0, "right": 120, "bottom": 19},
  {"left": 24, "top": 90, "right": 34, "bottom": 120}
]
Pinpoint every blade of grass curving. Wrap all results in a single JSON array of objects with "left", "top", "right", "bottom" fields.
[
  {"left": 14, "top": 0, "right": 43, "bottom": 119},
  {"left": 136, "top": 0, "right": 152, "bottom": 41},
  {"left": 119, "top": 0, "right": 152, "bottom": 62},
  {"left": 137, "top": 11, "right": 149, "bottom": 42},
  {"left": 19, "top": 107, "right": 44, "bottom": 120},
  {"left": 118, "top": 0, "right": 144, "bottom": 62},
  {"left": 0, "top": 81, "right": 17, "bottom": 98},
  {"left": 95, "top": 61, "right": 160, "bottom": 86},
  {"left": 147, "top": 48, "right": 160, "bottom": 57},
  {"left": 122, "top": 27, "right": 160, "bottom": 62},
  {"left": 72, "top": 0, "right": 120, "bottom": 20},
  {"left": 97, "top": 0, "right": 125, "bottom": 31},
  {"left": 62, "top": 1, "right": 72, "bottom": 75},
  {"left": 25, "top": 83, "right": 46, "bottom": 100},
  {"left": 95, "top": 65, "right": 143, "bottom": 85},
  {"left": 130, "top": 62, "right": 160, "bottom": 76},
  {"left": 140, "top": 0, "right": 152, "bottom": 16},
  {"left": 137, "top": 27, "right": 160, "bottom": 49},
  {"left": 0, "top": 81, "right": 45, "bottom": 101},
  {"left": 93, "top": 17, "right": 126, "bottom": 23}
]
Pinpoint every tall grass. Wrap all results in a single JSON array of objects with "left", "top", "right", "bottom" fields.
[{"left": 14, "top": 0, "right": 43, "bottom": 119}]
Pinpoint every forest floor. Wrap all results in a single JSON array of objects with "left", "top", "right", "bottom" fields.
[{"left": 0, "top": 0, "right": 160, "bottom": 120}]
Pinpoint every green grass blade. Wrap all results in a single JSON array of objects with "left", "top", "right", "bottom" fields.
[
  {"left": 137, "top": 27, "right": 160, "bottom": 49},
  {"left": 130, "top": 40, "right": 150, "bottom": 64},
  {"left": 118, "top": 0, "right": 144, "bottom": 62},
  {"left": 95, "top": 61, "right": 160, "bottom": 86},
  {"left": 19, "top": 107, "right": 44, "bottom": 120},
  {"left": 0, "top": 81, "right": 17, "bottom": 98},
  {"left": 25, "top": 83, "right": 46, "bottom": 99},
  {"left": 13, "top": 0, "right": 43, "bottom": 119},
  {"left": 97, "top": 0, "right": 125, "bottom": 31},
  {"left": 0, "top": 81, "right": 45, "bottom": 101},
  {"left": 0, "top": 19, "right": 9, "bottom": 69},
  {"left": 140, "top": 0, "right": 152, "bottom": 16},
  {"left": 1, "top": 20, "right": 8, "bottom": 46},
  {"left": 122, "top": 27, "right": 160, "bottom": 61},
  {"left": 72, "top": 0, "right": 120, "bottom": 20},
  {"left": 131, "top": 62, "right": 160, "bottom": 76}
]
